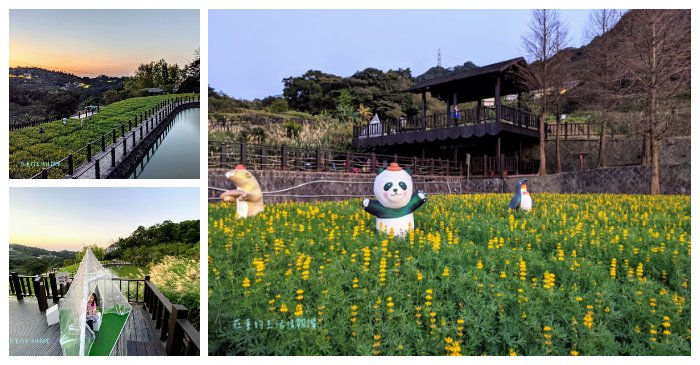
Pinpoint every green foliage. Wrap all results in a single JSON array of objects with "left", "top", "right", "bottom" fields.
[
  {"left": 126, "top": 59, "right": 183, "bottom": 95},
  {"left": 104, "top": 220, "right": 199, "bottom": 266},
  {"left": 151, "top": 256, "right": 200, "bottom": 330},
  {"left": 8, "top": 244, "right": 76, "bottom": 275},
  {"left": 75, "top": 244, "right": 106, "bottom": 261},
  {"left": 268, "top": 98, "right": 290, "bottom": 113},
  {"left": 102, "top": 89, "right": 121, "bottom": 105},
  {"left": 283, "top": 121, "right": 302, "bottom": 139},
  {"left": 43, "top": 89, "right": 81, "bottom": 118},
  {"left": 338, "top": 89, "right": 354, "bottom": 108},
  {"left": 9, "top": 93, "right": 198, "bottom": 178},
  {"left": 208, "top": 194, "right": 690, "bottom": 355}
]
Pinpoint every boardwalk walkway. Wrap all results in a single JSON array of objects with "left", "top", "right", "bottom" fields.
[
  {"left": 9, "top": 297, "right": 163, "bottom": 356},
  {"left": 71, "top": 99, "right": 197, "bottom": 179}
]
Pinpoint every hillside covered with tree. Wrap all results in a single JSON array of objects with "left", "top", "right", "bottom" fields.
[
  {"left": 9, "top": 244, "right": 76, "bottom": 275},
  {"left": 104, "top": 220, "right": 199, "bottom": 266},
  {"left": 9, "top": 49, "right": 200, "bottom": 127}
]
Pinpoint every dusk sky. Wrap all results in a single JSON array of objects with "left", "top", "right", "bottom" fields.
[
  {"left": 9, "top": 9, "right": 199, "bottom": 77},
  {"left": 209, "top": 9, "right": 593, "bottom": 100},
  {"left": 9, "top": 188, "right": 200, "bottom": 251}
]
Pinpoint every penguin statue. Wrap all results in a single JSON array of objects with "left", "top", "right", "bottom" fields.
[{"left": 507, "top": 178, "right": 533, "bottom": 213}]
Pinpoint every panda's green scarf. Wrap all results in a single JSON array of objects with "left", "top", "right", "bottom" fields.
[{"left": 363, "top": 193, "right": 426, "bottom": 219}]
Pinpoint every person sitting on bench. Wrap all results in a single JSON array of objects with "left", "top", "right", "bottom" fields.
[{"left": 86, "top": 292, "right": 101, "bottom": 331}]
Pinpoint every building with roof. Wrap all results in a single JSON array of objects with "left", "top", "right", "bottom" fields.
[{"left": 352, "top": 57, "right": 540, "bottom": 176}]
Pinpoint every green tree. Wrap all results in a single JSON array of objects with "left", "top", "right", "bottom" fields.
[
  {"left": 42, "top": 89, "right": 80, "bottom": 118},
  {"left": 102, "top": 89, "right": 121, "bottom": 105}
]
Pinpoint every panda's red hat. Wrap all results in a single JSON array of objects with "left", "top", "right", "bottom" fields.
[{"left": 387, "top": 162, "right": 403, "bottom": 171}]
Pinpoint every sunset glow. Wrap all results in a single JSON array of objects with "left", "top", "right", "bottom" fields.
[
  {"left": 9, "top": 188, "right": 200, "bottom": 251},
  {"left": 10, "top": 9, "right": 199, "bottom": 77}
]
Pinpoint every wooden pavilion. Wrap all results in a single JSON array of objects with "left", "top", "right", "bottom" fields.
[{"left": 352, "top": 57, "right": 540, "bottom": 176}]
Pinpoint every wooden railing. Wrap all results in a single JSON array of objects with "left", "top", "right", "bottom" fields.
[
  {"left": 352, "top": 104, "right": 538, "bottom": 139},
  {"left": 27, "top": 95, "right": 199, "bottom": 179},
  {"left": 545, "top": 121, "right": 601, "bottom": 140},
  {"left": 544, "top": 120, "right": 635, "bottom": 141},
  {"left": 9, "top": 272, "right": 146, "bottom": 304},
  {"left": 209, "top": 141, "right": 539, "bottom": 177},
  {"left": 210, "top": 141, "right": 467, "bottom": 176},
  {"left": 9, "top": 273, "right": 200, "bottom": 356},
  {"left": 143, "top": 276, "right": 200, "bottom": 356}
]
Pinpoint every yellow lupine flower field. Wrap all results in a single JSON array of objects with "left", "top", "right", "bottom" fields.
[{"left": 208, "top": 193, "right": 690, "bottom": 355}]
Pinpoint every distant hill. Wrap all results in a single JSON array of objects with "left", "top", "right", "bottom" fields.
[
  {"left": 9, "top": 244, "right": 76, "bottom": 275},
  {"left": 9, "top": 67, "right": 127, "bottom": 124},
  {"left": 415, "top": 61, "right": 479, "bottom": 84}
]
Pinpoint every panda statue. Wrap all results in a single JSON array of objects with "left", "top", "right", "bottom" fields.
[{"left": 362, "top": 162, "right": 427, "bottom": 237}]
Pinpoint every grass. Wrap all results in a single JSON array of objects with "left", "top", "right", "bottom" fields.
[
  {"left": 88, "top": 312, "right": 130, "bottom": 356},
  {"left": 208, "top": 193, "right": 690, "bottom": 355}
]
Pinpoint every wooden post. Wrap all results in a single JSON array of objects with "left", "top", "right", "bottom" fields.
[
  {"left": 345, "top": 151, "right": 351, "bottom": 172},
  {"left": 11, "top": 273, "right": 23, "bottom": 300},
  {"left": 49, "top": 273, "right": 59, "bottom": 303},
  {"left": 371, "top": 153, "right": 377, "bottom": 173},
  {"left": 587, "top": 122, "right": 591, "bottom": 140},
  {"left": 95, "top": 160, "right": 100, "bottom": 179},
  {"left": 140, "top": 125, "right": 143, "bottom": 139},
  {"left": 133, "top": 131, "right": 136, "bottom": 145},
  {"left": 87, "top": 143, "right": 92, "bottom": 162},
  {"left": 219, "top": 145, "right": 227, "bottom": 169},
  {"left": 421, "top": 91, "right": 427, "bottom": 129},
  {"left": 111, "top": 148, "right": 116, "bottom": 167},
  {"left": 564, "top": 122, "right": 568, "bottom": 140},
  {"left": 496, "top": 136, "right": 501, "bottom": 172},
  {"left": 476, "top": 100, "right": 482, "bottom": 123},
  {"left": 166, "top": 304, "right": 189, "bottom": 355},
  {"left": 260, "top": 148, "right": 267, "bottom": 168},
  {"left": 430, "top": 158, "right": 435, "bottom": 175},
  {"left": 143, "top": 276, "right": 150, "bottom": 310},
  {"left": 240, "top": 142, "right": 248, "bottom": 166},
  {"left": 123, "top": 138, "right": 127, "bottom": 155},
  {"left": 41, "top": 168, "right": 48, "bottom": 179},
  {"left": 33, "top": 275, "right": 49, "bottom": 312},
  {"left": 483, "top": 155, "right": 488, "bottom": 177},
  {"left": 68, "top": 154, "right": 74, "bottom": 176},
  {"left": 519, "top": 139, "right": 523, "bottom": 175},
  {"left": 413, "top": 156, "right": 418, "bottom": 173},
  {"left": 495, "top": 73, "right": 501, "bottom": 123},
  {"left": 500, "top": 154, "right": 505, "bottom": 176},
  {"left": 315, "top": 149, "right": 322, "bottom": 171}
]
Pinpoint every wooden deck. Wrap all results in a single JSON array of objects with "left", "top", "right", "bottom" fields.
[{"left": 9, "top": 297, "right": 164, "bottom": 356}]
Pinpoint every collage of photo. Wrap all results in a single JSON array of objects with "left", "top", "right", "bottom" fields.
[{"left": 3, "top": 4, "right": 693, "bottom": 360}]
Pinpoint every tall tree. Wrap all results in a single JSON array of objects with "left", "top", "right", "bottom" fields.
[
  {"left": 616, "top": 10, "right": 690, "bottom": 194},
  {"left": 521, "top": 9, "right": 569, "bottom": 175},
  {"left": 582, "top": 9, "right": 624, "bottom": 168}
]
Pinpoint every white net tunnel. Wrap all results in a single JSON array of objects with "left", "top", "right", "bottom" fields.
[{"left": 59, "top": 248, "right": 132, "bottom": 356}]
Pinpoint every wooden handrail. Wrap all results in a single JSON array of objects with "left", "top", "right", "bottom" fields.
[{"left": 143, "top": 276, "right": 199, "bottom": 356}]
